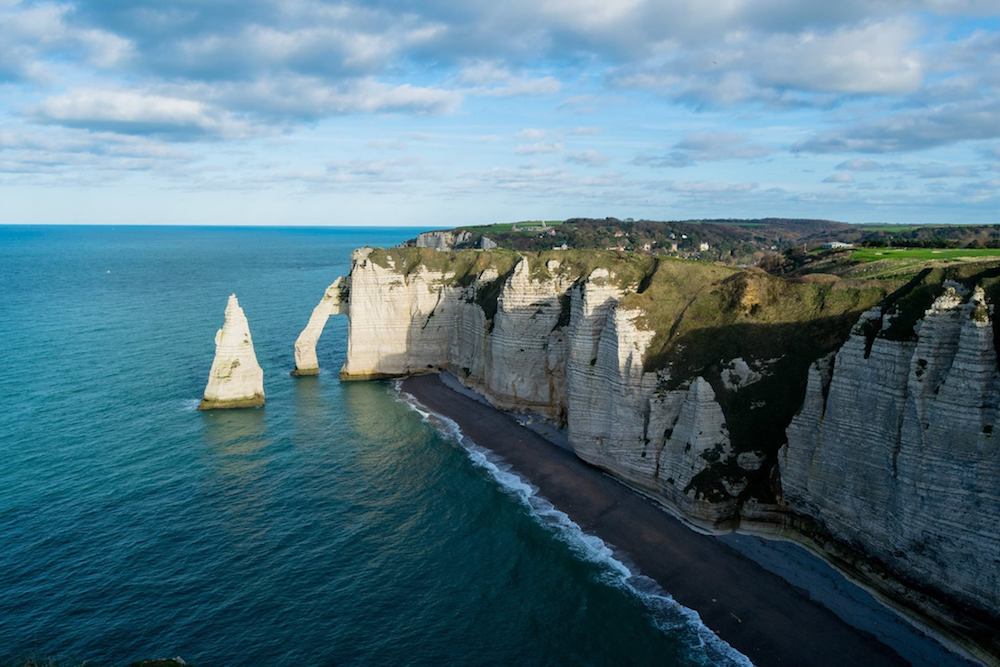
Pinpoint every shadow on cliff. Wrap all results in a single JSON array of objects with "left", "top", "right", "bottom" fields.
[{"left": 655, "top": 313, "right": 864, "bottom": 504}]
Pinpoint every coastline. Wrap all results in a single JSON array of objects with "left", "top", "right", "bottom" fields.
[
  {"left": 400, "top": 373, "right": 973, "bottom": 667},
  {"left": 430, "top": 373, "right": 991, "bottom": 666}
]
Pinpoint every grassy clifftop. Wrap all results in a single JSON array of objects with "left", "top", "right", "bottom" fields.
[
  {"left": 366, "top": 247, "right": 521, "bottom": 284},
  {"left": 365, "top": 249, "right": 894, "bottom": 363},
  {"left": 362, "top": 247, "right": 1000, "bottom": 389},
  {"left": 624, "top": 261, "right": 892, "bottom": 378},
  {"left": 366, "top": 246, "right": 655, "bottom": 289},
  {"left": 361, "top": 246, "right": 1000, "bottom": 502}
]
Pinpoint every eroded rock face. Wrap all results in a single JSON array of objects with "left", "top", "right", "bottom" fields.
[
  {"left": 486, "top": 258, "right": 574, "bottom": 415},
  {"left": 415, "top": 230, "right": 471, "bottom": 250},
  {"left": 293, "top": 277, "right": 348, "bottom": 375},
  {"left": 199, "top": 294, "right": 265, "bottom": 410},
  {"left": 325, "top": 249, "right": 1000, "bottom": 646},
  {"left": 339, "top": 248, "right": 469, "bottom": 378},
  {"left": 335, "top": 251, "right": 730, "bottom": 521},
  {"left": 782, "top": 286, "right": 1000, "bottom": 618}
]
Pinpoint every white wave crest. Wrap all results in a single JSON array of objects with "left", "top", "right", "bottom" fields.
[{"left": 395, "top": 384, "right": 753, "bottom": 667}]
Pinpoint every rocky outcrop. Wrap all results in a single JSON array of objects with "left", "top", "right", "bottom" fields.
[
  {"left": 336, "top": 249, "right": 744, "bottom": 523},
  {"left": 782, "top": 285, "right": 1000, "bottom": 624},
  {"left": 415, "top": 230, "right": 471, "bottom": 250},
  {"left": 484, "top": 258, "right": 574, "bottom": 415},
  {"left": 339, "top": 248, "right": 467, "bottom": 378},
  {"left": 199, "top": 294, "right": 265, "bottom": 410},
  {"left": 318, "top": 247, "right": 999, "bottom": 661},
  {"left": 292, "top": 278, "right": 348, "bottom": 375}
]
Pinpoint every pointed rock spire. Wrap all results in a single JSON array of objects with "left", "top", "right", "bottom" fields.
[{"left": 199, "top": 294, "right": 265, "bottom": 410}]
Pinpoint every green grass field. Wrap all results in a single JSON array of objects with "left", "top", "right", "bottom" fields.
[
  {"left": 851, "top": 247, "right": 1000, "bottom": 262},
  {"left": 464, "top": 220, "right": 563, "bottom": 234},
  {"left": 855, "top": 224, "right": 925, "bottom": 232}
]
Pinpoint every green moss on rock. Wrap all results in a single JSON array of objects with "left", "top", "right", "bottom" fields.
[{"left": 366, "top": 247, "right": 520, "bottom": 284}]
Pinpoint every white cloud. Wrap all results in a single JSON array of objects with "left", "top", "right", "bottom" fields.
[
  {"left": 322, "top": 157, "right": 422, "bottom": 185},
  {"left": 168, "top": 13, "right": 445, "bottom": 78},
  {"left": 516, "top": 128, "right": 548, "bottom": 140},
  {"left": 662, "top": 180, "right": 759, "bottom": 193},
  {"left": 35, "top": 89, "right": 251, "bottom": 139},
  {"left": 566, "top": 149, "right": 610, "bottom": 166},
  {"left": 836, "top": 158, "right": 889, "bottom": 171},
  {"left": 823, "top": 172, "right": 854, "bottom": 183},
  {"left": 834, "top": 157, "right": 984, "bottom": 179},
  {"left": 4, "top": 0, "right": 999, "bottom": 221},
  {"left": 218, "top": 77, "right": 461, "bottom": 116},
  {"left": 611, "top": 19, "right": 923, "bottom": 104},
  {"left": 0, "top": 1, "right": 131, "bottom": 80},
  {"left": 795, "top": 99, "right": 1000, "bottom": 152},
  {"left": 457, "top": 61, "right": 561, "bottom": 96},
  {"left": 0, "top": 121, "right": 189, "bottom": 185},
  {"left": 634, "top": 132, "right": 770, "bottom": 167},
  {"left": 514, "top": 141, "right": 563, "bottom": 154},
  {"left": 755, "top": 20, "right": 923, "bottom": 94}
]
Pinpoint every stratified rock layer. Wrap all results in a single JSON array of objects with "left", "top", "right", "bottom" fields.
[
  {"left": 199, "top": 294, "right": 265, "bottom": 410},
  {"left": 293, "top": 278, "right": 348, "bottom": 375},
  {"left": 339, "top": 249, "right": 741, "bottom": 523},
  {"left": 782, "top": 286, "right": 1000, "bottom": 619},
  {"left": 321, "top": 248, "right": 999, "bottom": 660}
]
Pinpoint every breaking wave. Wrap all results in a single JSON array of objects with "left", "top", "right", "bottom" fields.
[{"left": 395, "top": 384, "right": 753, "bottom": 667}]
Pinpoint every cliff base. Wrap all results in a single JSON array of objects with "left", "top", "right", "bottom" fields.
[{"left": 198, "top": 395, "right": 265, "bottom": 410}]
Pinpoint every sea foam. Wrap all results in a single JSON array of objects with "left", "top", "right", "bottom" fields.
[{"left": 395, "top": 384, "right": 754, "bottom": 667}]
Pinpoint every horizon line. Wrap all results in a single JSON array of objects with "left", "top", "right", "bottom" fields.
[{"left": 2, "top": 219, "right": 998, "bottom": 229}]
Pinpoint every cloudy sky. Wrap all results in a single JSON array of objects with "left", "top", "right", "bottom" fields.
[{"left": 1, "top": 0, "right": 999, "bottom": 226}]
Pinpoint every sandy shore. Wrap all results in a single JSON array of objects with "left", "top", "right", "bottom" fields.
[{"left": 401, "top": 373, "right": 964, "bottom": 667}]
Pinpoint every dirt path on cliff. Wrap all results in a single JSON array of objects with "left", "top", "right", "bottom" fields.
[{"left": 401, "top": 373, "right": 908, "bottom": 667}]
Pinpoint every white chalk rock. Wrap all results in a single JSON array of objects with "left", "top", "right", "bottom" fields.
[
  {"left": 199, "top": 294, "right": 265, "bottom": 409},
  {"left": 782, "top": 286, "right": 1000, "bottom": 614},
  {"left": 293, "top": 277, "right": 347, "bottom": 376}
]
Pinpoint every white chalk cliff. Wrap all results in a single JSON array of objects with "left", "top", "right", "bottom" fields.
[
  {"left": 199, "top": 294, "right": 265, "bottom": 409},
  {"left": 319, "top": 248, "right": 999, "bottom": 661},
  {"left": 782, "top": 285, "right": 1000, "bottom": 625},
  {"left": 337, "top": 249, "right": 758, "bottom": 523},
  {"left": 293, "top": 277, "right": 348, "bottom": 375}
]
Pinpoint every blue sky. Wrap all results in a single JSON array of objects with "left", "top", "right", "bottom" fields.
[{"left": 1, "top": 0, "right": 998, "bottom": 226}]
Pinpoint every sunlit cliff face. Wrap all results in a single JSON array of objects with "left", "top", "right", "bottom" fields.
[{"left": 324, "top": 246, "right": 1000, "bottom": 660}]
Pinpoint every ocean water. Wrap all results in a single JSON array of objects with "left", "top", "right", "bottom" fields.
[{"left": 0, "top": 226, "right": 744, "bottom": 666}]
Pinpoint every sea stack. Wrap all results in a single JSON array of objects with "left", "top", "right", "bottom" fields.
[
  {"left": 292, "top": 277, "right": 347, "bottom": 376},
  {"left": 199, "top": 294, "right": 265, "bottom": 410}
]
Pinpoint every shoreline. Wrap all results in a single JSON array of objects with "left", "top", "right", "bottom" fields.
[
  {"left": 400, "top": 373, "right": 974, "bottom": 667},
  {"left": 586, "top": 462, "right": 992, "bottom": 667},
  {"left": 422, "top": 371, "right": 991, "bottom": 666}
]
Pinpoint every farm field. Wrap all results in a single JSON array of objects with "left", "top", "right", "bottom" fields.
[{"left": 851, "top": 247, "right": 1000, "bottom": 262}]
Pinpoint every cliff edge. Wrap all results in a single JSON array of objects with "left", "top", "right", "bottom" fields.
[{"left": 317, "top": 247, "right": 999, "bottom": 663}]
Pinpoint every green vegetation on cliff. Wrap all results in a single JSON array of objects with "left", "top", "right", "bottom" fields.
[
  {"left": 366, "top": 246, "right": 1000, "bottom": 505},
  {"left": 526, "top": 249, "right": 655, "bottom": 287},
  {"left": 617, "top": 260, "right": 893, "bottom": 501},
  {"left": 625, "top": 263, "right": 891, "bottom": 377},
  {"left": 367, "top": 246, "right": 520, "bottom": 284},
  {"left": 369, "top": 246, "right": 656, "bottom": 291}
]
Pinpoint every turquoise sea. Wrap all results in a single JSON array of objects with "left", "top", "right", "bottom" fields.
[{"left": 0, "top": 226, "right": 745, "bottom": 666}]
